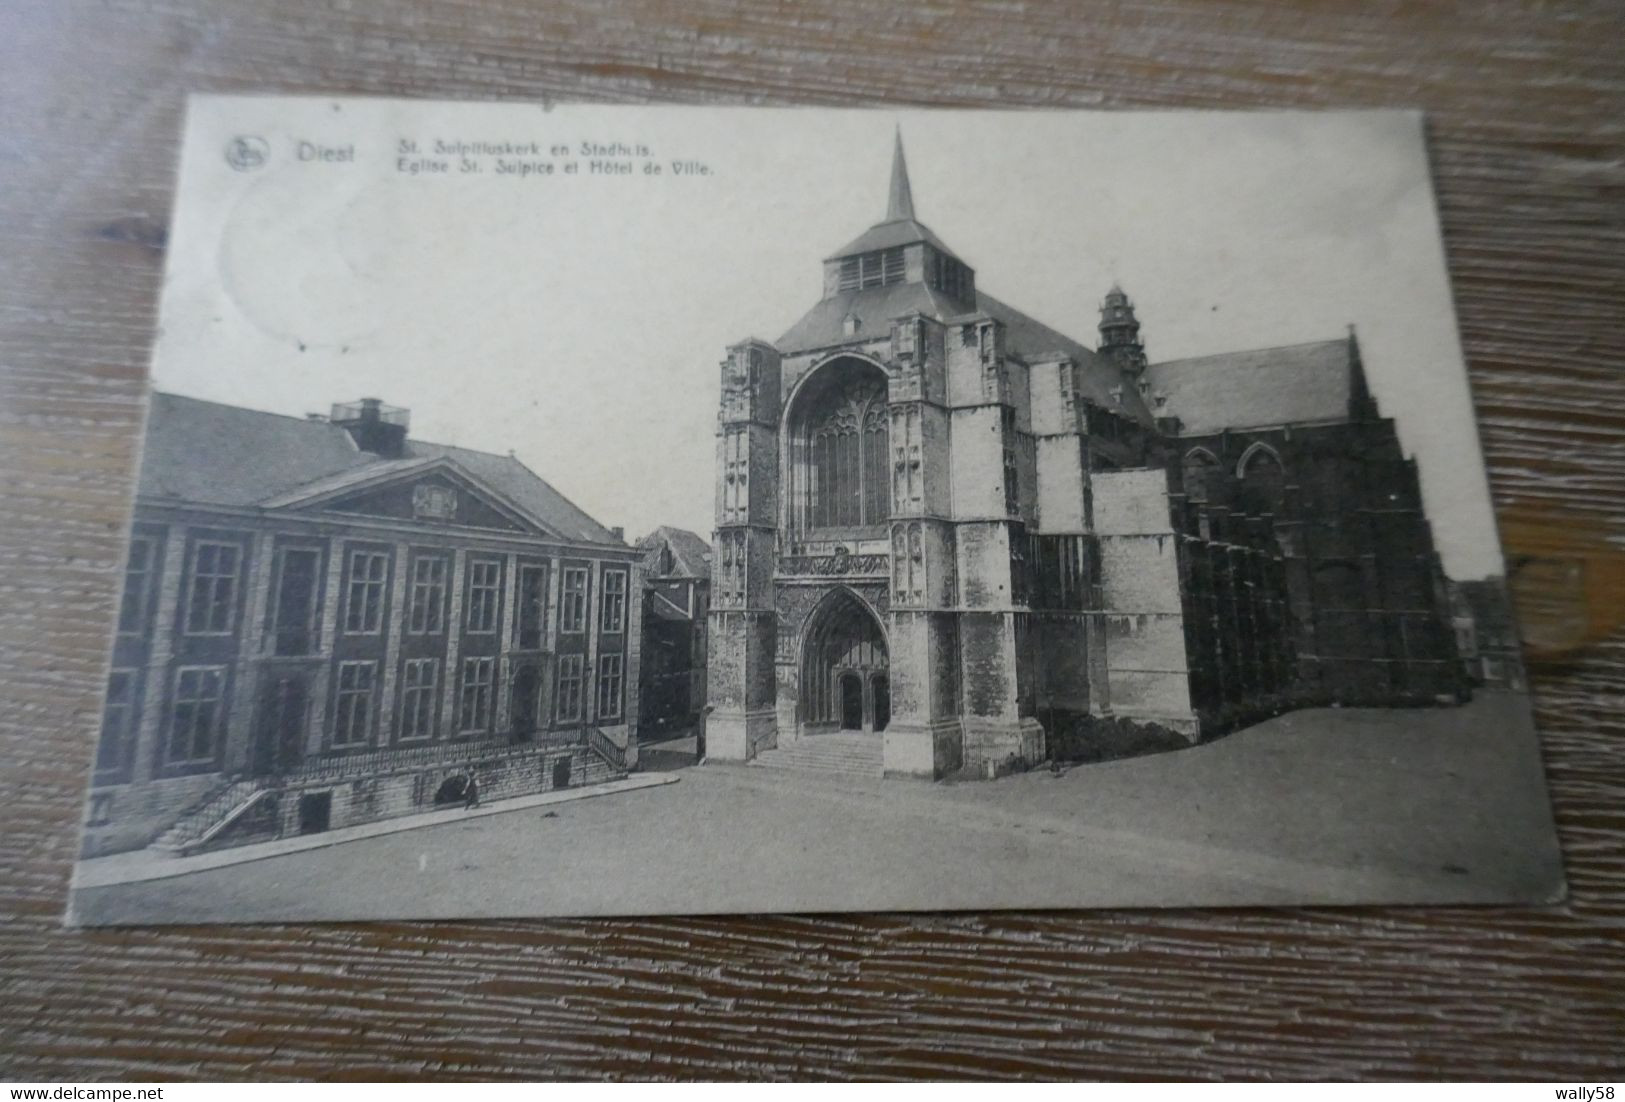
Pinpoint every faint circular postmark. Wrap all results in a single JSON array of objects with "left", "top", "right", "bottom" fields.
[{"left": 225, "top": 135, "right": 269, "bottom": 171}]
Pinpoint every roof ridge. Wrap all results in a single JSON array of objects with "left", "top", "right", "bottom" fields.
[
  {"left": 153, "top": 390, "right": 345, "bottom": 428},
  {"left": 496, "top": 450, "right": 623, "bottom": 545},
  {"left": 974, "top": 288, "right": 1093, "bottom": 355},
  {"left": 646, "top": 523, "right": 707, "bottom": 540},
  {"left": 155, "top": 391, "right": 526, "bottom": 467},
  {"left": 149, "top": 390, "right": 620, "bottom": 544},
  {"left": 1152, "top": 336, "right": 1347, "bottom": 368}
]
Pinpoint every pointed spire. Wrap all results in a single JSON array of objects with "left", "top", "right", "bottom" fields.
[{"left": 886, "top": 127, "right": 915, "bottom": 222}]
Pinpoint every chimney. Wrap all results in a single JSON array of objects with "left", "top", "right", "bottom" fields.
[
  {"left": 609, "top": 526, "right": 625, "bottom": 543},
  {"left": 331, "top": 397, "right": 409, "bottom": 458}
]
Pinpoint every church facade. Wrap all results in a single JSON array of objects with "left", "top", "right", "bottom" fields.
[{"left": 707, "top": 135, "right": 1461, "bottom": 780}]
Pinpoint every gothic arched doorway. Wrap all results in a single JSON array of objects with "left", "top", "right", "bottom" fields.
[{"left": 800, "top": 589, "right": 889, "bottom": 735}]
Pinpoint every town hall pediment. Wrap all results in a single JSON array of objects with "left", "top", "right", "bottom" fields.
[{"left": 260, "top": 459, "right": 545, "bottom": 535}]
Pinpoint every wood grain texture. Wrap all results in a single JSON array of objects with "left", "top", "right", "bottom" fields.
[{"left": 2, "top": 0, "right": 1623, "bottom": 1081}]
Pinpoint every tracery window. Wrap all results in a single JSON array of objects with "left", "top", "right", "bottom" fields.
[{"left": 799, "top": 375, "right": 890, "bottom": 532}]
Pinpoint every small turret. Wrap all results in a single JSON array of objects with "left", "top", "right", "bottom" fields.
[{"left": 1098, "top": 284, "right": 1148, "bottom": 378}]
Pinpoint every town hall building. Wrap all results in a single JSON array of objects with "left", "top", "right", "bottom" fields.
[
  {"left": 707, "top": 134, "right": 1461, "bottom": 781},
  {"left": 83, "top": 393, "right": 641, "bottom": 857}
]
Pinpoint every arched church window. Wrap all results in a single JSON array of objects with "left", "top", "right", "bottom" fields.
[
  {"left": 1238, "top": 443, "right": 1286, "bottom": 515},
  {"left": 794, "top": 363, "right": 891, "bottom": 534},
  {"left": 1183, "top": 448, "right": 1220, "bottom": 503}
]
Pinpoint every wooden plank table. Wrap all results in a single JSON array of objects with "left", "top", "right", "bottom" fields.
[{"left": 2, "top": 0, "right": 1622, "bottom": 1080}]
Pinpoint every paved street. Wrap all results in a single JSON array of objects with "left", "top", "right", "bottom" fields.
[{"left": 71, "top": 692, "right": 1563, "bottom": 924}]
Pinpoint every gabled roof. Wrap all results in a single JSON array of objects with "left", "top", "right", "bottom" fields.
[
  {"left": 827, "top": 218, "right": 963, "bottom": 263},
  {"left": 775, "top": 285, "right": 1157, "bottom": 424},
  {"left": 138, "top": 392, "right": 621, "bottom": 543},
  {"left": 258, "top": 455, "right": 446, "bottom": 509},
  {"left": 409, "top": 440, "right": 618, "bottom": 542},
  {"left": 1143, "top": 339, "right": 1358, "bottom": 434},
  {"left": 778, "top": 281, "right": 945, "bottom": 354},
  {"left": 637, "top": 525, "right": 712, "bottom": 578}
]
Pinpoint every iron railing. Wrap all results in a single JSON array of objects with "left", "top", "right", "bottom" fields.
[{"left": 586, "top": 727, "right": 624, "bottom": 770}]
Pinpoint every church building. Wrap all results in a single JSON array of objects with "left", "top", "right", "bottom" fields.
[{"left": 707, "top": 134, "right": 1460, "bottom": 781}]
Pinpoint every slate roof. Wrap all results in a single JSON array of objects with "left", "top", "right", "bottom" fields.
[
  {"left": 637, "top": 525, "right": 712, "bottom": 579},
  {"left": 138, "top": 392, "right": 621, "bottom": 544},
  {"left": 827, "top": 218, "right": 962, "bottom": 263},
  {"left": 1143, "top": 339, "right": 1357, "bottom": 434},
  {"left": 776, "top": 285, "right": 1156, "bottom": 424}
]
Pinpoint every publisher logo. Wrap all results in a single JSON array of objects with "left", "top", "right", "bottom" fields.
[{"left": 225, "top": 135, "right": 269, "bottom": 171}]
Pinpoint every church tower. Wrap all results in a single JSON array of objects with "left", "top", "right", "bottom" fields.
[
  {"left": 706, "top": 337, "right": 782, "bottom": 763},
  {"left": 1098, "top": 284, "right": 1148, "bottom": 379},
  {"left": 708, "top": 130, "right": 1053, "bottom": 780}
]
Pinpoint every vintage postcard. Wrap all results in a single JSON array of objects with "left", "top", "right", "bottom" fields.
[{"left": 67, "top": 97, "right": 1563, "bottom": 924}]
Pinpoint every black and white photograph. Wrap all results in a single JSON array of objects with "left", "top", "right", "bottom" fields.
[{"left": 67, "top": 97, "right": 1564, "bottom": 925}]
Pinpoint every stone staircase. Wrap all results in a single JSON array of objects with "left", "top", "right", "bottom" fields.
[
  {"left": 752, "top": 733, "right": 883, "bottom": 780},
  {"left": 578, "top": 746, "right": 624, "bottom": 786},
  {"left": 151, "top": 778, "right": 270, "bottom": 854},
  {"left": 149, "top": 734, "right": 628, "bottom": 857}
]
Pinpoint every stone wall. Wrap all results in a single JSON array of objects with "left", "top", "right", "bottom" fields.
[{"left": 1091, "top": 467, "right": 1198, "bottom": 735}]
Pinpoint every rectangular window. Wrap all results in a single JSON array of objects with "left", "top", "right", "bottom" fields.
[
  {"left": 466, "top": 559, "right": 502, "bottom": 633},
  {"left": 118, "top": 535, "right": 157, "bottom": 635},
  {"left": 184, "top": 539, "right": 241, "bottom": 635},
  {"left": 560, "top": 567, "right": 588, "bottom": 634},
  {"left": 333, "top": 661, "right": 376, "bottom": 747},
  {"left": 600, "top": 568, "right": 627, "bottom": 634},
  {"left": 517, "top": 564, "right": 548, "bottom": 649},
  {"left": 270, "top": 547, "right": 321, "bottom": 656},
  {"left": 596, "top": 653, "right": 624, "bottom": 721},
  {"left": 458, "top": 656, "right": 495, "bottom": 733},
  {"left": 408, "top": 555, "right": 447, "bottom": 635},
  {"left": 400, "top": 658, "right": 439, "bottom": 741},
  {"left": 343, "top": 548, "right": 390, "bottom": 634},
  {"left": 97, "top": 669, "right": 136, "bottom": 773},
  {"left": 555, "top": 654, "right": 584, "bottom": 723},
  {"left": 167, "top": 665, "right": 226, "bottom": 765}
]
